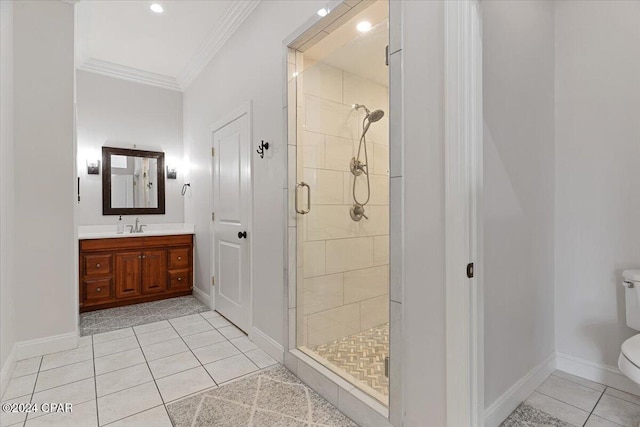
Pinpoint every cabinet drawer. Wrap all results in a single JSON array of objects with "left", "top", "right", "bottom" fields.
[
  {"left": 168, "top": 269, "right": 191, "bottom": 289},
  {"left": 84, "top": 278, "right": 113, "bottom": 302},
  {"left": 168, "top": 248, "right": 190, "bottom": 269},
  {"left": 83, "top": 254, "right": 113, "bottom": 276}
]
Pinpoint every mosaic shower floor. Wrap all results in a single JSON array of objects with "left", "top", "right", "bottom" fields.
[
  {"left": 80, "top": 296, "right": 209, "bottom": 336},
  {"left": 314, "top": 323, "right": 389, "bottom": 401}
]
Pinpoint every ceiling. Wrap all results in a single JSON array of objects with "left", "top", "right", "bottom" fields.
[
  {"left": 304, "top": 0, "right": 388, "bottom": 86},
  {"left": 76, "top": 0, "right": 261, "bottom": 91}
]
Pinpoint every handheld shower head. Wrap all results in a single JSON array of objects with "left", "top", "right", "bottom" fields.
[{"left": 367, "top": 109, "right": 385, "bottom": 123}]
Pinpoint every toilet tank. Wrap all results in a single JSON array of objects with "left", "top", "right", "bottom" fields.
[{"left": 624, "top": 270, "right": 640, "bottom": 330}]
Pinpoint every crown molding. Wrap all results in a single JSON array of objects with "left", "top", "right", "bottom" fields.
[
  {"left": 177, "top": 0, "right": 261, "bottom": 89},
  {"left": 77, "top": 58, "right": 182, "bottom": 92}
]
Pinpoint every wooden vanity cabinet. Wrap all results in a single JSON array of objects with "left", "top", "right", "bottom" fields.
[{"left": 80, "top": 234, "right": 193, "bottom": 312}]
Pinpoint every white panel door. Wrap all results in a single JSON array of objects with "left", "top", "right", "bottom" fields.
[{"left": 212, "top": 113, "right": 251, "bottom": 332}]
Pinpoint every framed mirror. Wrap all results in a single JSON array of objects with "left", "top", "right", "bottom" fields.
[{"left": 102, "top": 147, "right": 166, "bottom": 215}]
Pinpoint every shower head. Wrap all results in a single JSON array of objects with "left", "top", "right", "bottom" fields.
[
  {"left": 353, "top": 104, "right": 385, "bottom": 123},
  {"left": 367, "top": 109, "right": 385, "bottom": 123}
]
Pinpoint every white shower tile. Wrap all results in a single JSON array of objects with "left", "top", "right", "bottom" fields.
[
  {"left": 373, "top": 235, "right": 389, "bottom": 266},
  {"left": 358, "top": 205, "right": 389, "bottom": 236},
  {"left": 303, "top": 62, "right": 343, "bottom": 104},
  {"left": 303, "top": 240, "right": 326, "bottom": 278},
  {"left": 344, "top": 265, "right": 389, "bottom": 304},
  {"left": 305, "top": 95, "right": 358, "bottom": 140},
  {"left": 389, "top": 176, "right": 403, "bottom": 303},
  {"left": 389, "top": 301, "right": 403, "bottom": 427},
  {"left": 304, "top": 168, "right": 344, "bottom": 205},
  {"left": 303, "top": 273, "right": 344, "bottom": 315},
  {"left": 389, "top": 51, "right": 403, "bottom": 178},
  {"left": 307, "top": 205, "right": 359, "bottom": 241},
  {"left": 325, "top": 135, "right": 353, "bottom": 171},
  {"left": 287, "top": 62, "right": 296, "bottom": 115},
  {"left": 372, "top": 143, "right": 389, "bottom": 175},
  {"left": 343, "top": 72, "right": 387, "bottom": 114},
  {"left": 325, "top": 237, "right": 374, "bottom": 273},
  {"left": 302, "top": 131, "right": 325, "bottom": 169},
  {"left": 360, "top": 295, "right": 389, "bottom": 330},
  {"left": 389, "top": 0, "right": 402, "bottom": 54},
  {"left": 369, "top": 174, "right": 389, "bottom": 206},
  {"left": 307, "top": 303, "right": 360, "bottom": 347}
]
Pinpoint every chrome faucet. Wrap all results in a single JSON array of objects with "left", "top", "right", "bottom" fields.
[{"left": 127, "top": 218, "right": 146, "bottom": 233}]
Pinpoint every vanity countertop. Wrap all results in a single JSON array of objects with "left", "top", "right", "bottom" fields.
[{"left": 78, "top": 223, "right": 195, "bottom": 240}]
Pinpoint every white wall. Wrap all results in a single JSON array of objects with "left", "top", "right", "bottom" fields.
[
  {"left": 13, "top": 0, "right": 76, "bottom": 342},
  {"left": 448, "top": 3, "right": 572, "bottom": 421},
  {"left": 555, "top": 0, "right": 640, "bottom": 370},
  {"left": 1, "top": 0, "right": 16, "bottom": 381},
  {"left": 398, "top": 1, "right": 447, "bottom": 424},
  {"left": 183, "top": 0, "right": 326, "bottom": 340},
  {"left": 482, "top": 0, "right": 556, "bottom": 409},
  {"left": 76, "top": 70, "right": 184, "bottom": 226}
]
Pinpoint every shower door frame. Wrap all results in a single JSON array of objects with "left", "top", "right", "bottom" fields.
[{"left": 282, "top": 1, "right": 484, "bottom": 426}]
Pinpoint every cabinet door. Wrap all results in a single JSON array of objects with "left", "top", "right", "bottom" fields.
[
  {"left": 168, "top": 269, "right": 191, "bottom": 291},
  {"left": 168, "top": 247, "right": 190, "bottom": 269},
  {"left": 142, "top": 249, "right": 167, "bottom": 294},
  {"left": 115, "top": 251, "right": 142, "bottom": 298},
  {"left": 82, "top": 253, "right": 113, "bottom": 276},
  {"left": 84, "top": 277, "right": 113, "bottom": 303}
]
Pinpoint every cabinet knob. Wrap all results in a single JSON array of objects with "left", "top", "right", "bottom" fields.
[
  {"left": 96, "top": 288, "right": 101, "bottom": 292},
  {"left": 177, "top": 256, "right": 182, "bottom": 260},
  {"left": 177, "top": 277, "right": 182, "bottom": 281},
  {"left": 96, "top": 263, "right": 101, "bottom": 268}
]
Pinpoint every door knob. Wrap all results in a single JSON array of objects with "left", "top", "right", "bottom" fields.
[{"left": 238, "top": 231, "right": 247, "bottom": 239}]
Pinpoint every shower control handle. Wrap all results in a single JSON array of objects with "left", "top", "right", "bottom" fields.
[{"left": 295, "top": 182, "right": 311, "bottom": 215}]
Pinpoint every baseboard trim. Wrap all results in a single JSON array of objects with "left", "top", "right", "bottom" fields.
[
  {"left": 192, "top": 286, "right": 211, "bottom": 309},
  {"left": 1, "top": 344, "right": 17, "bottom": 398},
  {"left": 251, "top": 327, "right": 284, "bottom": 364},
  {"left": 14, "top": 332, "right": 78, "bottom": 361},
  {"left": 484, "top": 352, "right": 556, "bottom": 427},
  {"left": 556, "top": 351, "right": 640, "bottom": 396}
]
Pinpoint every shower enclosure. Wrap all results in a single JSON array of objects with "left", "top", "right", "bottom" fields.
[{"left": 290, "top": 1, "right": 390, "bottom": 404}]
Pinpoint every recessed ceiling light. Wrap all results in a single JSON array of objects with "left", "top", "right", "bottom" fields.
[
  {"left": 150, "top": 3, "right": 164, "bottom": 14},
  {"left": 357, "top": 21, "right": 372, "bottom": 32},
  {"left": 317, "top": 8, "right": 328, "bottom": 17}
]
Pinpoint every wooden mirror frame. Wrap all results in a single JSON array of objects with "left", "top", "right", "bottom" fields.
[{"left": 102, "top": 146, "right": 166, "bottom": 215}]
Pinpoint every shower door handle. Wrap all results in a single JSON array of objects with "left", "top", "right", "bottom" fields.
[{"left": 295, "top": 182, "right": 311, "bottom": 215}]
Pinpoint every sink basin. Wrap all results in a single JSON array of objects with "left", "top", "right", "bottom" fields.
[{"left": 78, "top": 223, "right": 195, "bottom": 240}]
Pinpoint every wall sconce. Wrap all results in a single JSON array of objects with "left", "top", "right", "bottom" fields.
[
  {"left": 87, "top": 160, "right": 100, "bottom": 175},
  {"left": 166, "top": 166, "right": 177, "bottom": 179}
]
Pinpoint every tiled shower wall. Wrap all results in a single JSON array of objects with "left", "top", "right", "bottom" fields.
[{"left": 297, "top": 61, "right": 390, "bottom": 348}]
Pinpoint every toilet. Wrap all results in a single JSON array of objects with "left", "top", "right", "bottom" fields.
[{"left": 619, "top": 270, "right": 640, "bottom": 385}]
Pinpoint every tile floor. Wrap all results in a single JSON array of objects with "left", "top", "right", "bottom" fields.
[
  {"left": 314, "top": 323, "right": 388, "bottom": 401},
  {"left": 510, "top": 370, "right": 640, "bottom": 426},
  {"left": 79, "top": 296, "right": 209, "bottom": 336},
  {"left": 2, "top": 310, "right": 336, "bottom": 426}
]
